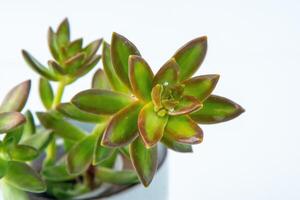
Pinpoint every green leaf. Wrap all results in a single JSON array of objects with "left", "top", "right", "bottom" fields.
[
  {"left": 39, "top": 78, "right": 54, "bottom": 110},
  {"left": 173, "top": 36, "right": 207, "bottom": 81},
  {"left": 67, "top": 134, "right": 96, "bottom": 175},
  {"left": 129, "top": 55, "right": 154, "bottom": 101},
  {"left": 72, "top": 55, "right": 101, "bottom": 79},
  {"left": 138, "top": 103, "right": 168, "bottom": 148},
  {"left": 153, "top": 59, "right": 179, "bottom": 86},
  {"left": 47, "top": 28, "right": 61, "bottom": 61},
  {"left": 102, "top": 41, "right": 129, "bottom": 93},
  {"left": 57, "top": 103, "right": 107, "bottom": 123},
  {"left": 182, "top": 74, "right": 220, "bottom": 101},
  {"left": 21, "top": 129, "right": 53, "bottom": 152},
  {"left": 111, "top": 32, "right": 141, "bottom": 88},
  {"left": 190, "top": 95, "right": 245, "bottom": 124},
  {"left": 37, "top": 111, "right": 85, "bottom": 141},
  {"left": 4, "top": 161, "right": 46, "bottom": 193},
  {"left": 92, "top": 69, "right": 111, "bottom": 90},
  {"left": 66, "top": 38, "right": 83, "bottom": 58},
  {"left": 151, "top": 84, "right": 163, "bottom": 111},
  {"left": 168, "top": 96, "right": 202, "bottom": 116},
  {"left": 72, "top": 89, "right": 133, "bottom": 115},
  {"left": 161, "top": 134, "right": 193, "bottom": 153},
  {"left": 56, "top": 18, "right": 70, "bottom": 47},
  {"left": 8, "top": 144, "right": 38, "bottom": 162},
  {"left": 4, "top": 126, "right": 23, "bottom": 145},
  {"left": 43, "top": 164, "right": 77, "bottom": 181},
  {"left": 102, "top": 102, "right": 142, "bottom": 147},
  {"left": 129, "top": 137, "right": 157, "bottom": 187},
  {"left": 22, "top": 110, "right": 36, "bottom": 140},
  {"left": 64, "top": 52, "right": 86, "bottom": 74},
  {"left": 0, "top": 80, "right": 31, "bottom": 112},
  {"left": 95, "top": 167, "right": 139, "bottom": 185},
  {"left": 0, "top": 112, "right": 26, "bottom": 133},
  {"left": 83, "top": 39, "right": 102, "bottom": 63},
  {"left": 1, "top": 181, "right": 30, "bottom": 200},
  {"left": 0, "top": 158, "right": 8, "bottom": 178},
  {"left": 22, "top": 50, "right": 58, "bottom": 81},
  {"left": 165, "top": 115, "right": 203, "bottom": 144},
  {"left": 48, "top": 60, "right": 66, "bottom": 75}
]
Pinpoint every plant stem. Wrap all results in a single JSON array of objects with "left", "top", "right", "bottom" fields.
[{"left": 52, "top": 81, "right": 66, "bottom": 109}]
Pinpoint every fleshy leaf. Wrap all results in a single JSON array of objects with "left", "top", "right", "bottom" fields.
[
  {"left": 74, "top": 55, "right": 101, "bottom": 78},
  {"left": 165, "top": 115, "right": 203, "bottom": 144},
  {"left": 0, "top": 80, "right": 31, "bottom": 112},
  {"left": 111, "top": 32, "right": 141, "bottom": 88},
  {"left": 129, "top": 137, "right": 158, "bottom": 187},
  {"left": 92, "top": 69, "right": 111, "bottom": 90},
  {"left": 21, "top": 129, "right": 53, "bottom": 152},
  {"left": 190, "top": 95, "right": 245, "bottom": 124},
  {"left": 161, "top": 134, "right": 193, "bottom": 153},
  {"left": 151, "top": 84, "right": 163, "bottom": 111},
  {"left": 22, "top": 110, "right": 36, "bottom": 140},
  {"left": 82, "top": 39, "right": 102, "bottom": 63},
  {"left": 48, "top": 60, "right": 66, "bottom": 75},
  {"left": 8, "top": 145, "right": 38, "bottom": 162},
  {"left": 47, "top": 28, "right": 61, "bottom": 61},
  {"left": 95, "top": 167, "right": 139, "bottom": 185},
  {"left": 182, "top": 74, "right": 220, "bottom": 101},
  {"left": 64, "top": 53, "right": 86, "bottom": 74},
  {"left": 4, "top": 161, "right": 46, "bottom": 193},
  {"left": 173, "top": 36, "right": 207, "bottom": 80},
  {"left": 102, "top": 41, "right": 129, "bottom": 93},
  {"left": 168, "top": 96, "right": 202, "bottom": 116},
  {"left": 102, "top": 102, "right": 142, "bottom": 147},
  {"left": 42, "top": 164, "right": 77, "bottom": 181},
  {"left": 67, "top": 38, "right": 83, "bottom": 58},
  {"left": 22, "top": 50, "right": 58, "bottom": 81},
  {"left": 153, "top": 59, "right": 179, "bottom": 86},
  {"left": 138, "top": 103, "right": 168, "bottom": 148},
  {"left": 0, "top": 112, "right": 26, "bottom": 133},
  {"left": 0, "top": 158, "right": 8, "bottom": 178},
  {"left": 56, "top": 18, "right": 70, "bottom": 47},
  {"left": 37, "top": 112, "right": 85, "bottom": 141},
  {"left": 1, "top": 181, "right": 30, "bottom": 200},
  {"left": 72, "top": 89, "right": 133, "bottom": 115},
  {"left": 39, "top": 78, "right": 54, "bottom": 110},
  {"left": 57, "top": 103, "right": 107, "bottom": 123},
  {"left": 129, "top": 55, "right": 154, "bottom": 101}
]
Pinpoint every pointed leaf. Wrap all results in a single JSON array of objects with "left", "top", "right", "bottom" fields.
[
  {"left": 129, "top": 137, "right": 158, "bottom": 187},
  {"left": 102, "top": 102, "right": 142, "bottom": 147},
  {"left": 4, "top": 161, "right": 46, "bottom": 193},
  {"left": 22, "top": 50, "right": 58, "bottom": 81},
  {"left": 92, "top": 69, "right": 111, "bottom": 90},
  {"left": 47, "top": 28, "right": 61, "bottom": 61},
  {"left": 161, "top": 134, "right": 193, "bottom": 153},
  {"left": 72, "top": 89, "right": 133, "bottom": 115},
  {"left": 190, "top": 95, "right": 245, "bottom": 124},
  {"left": 73, "top": 54, "right": 101, "bottom": 79},
  {"left": 4, "top": 126, "right": 23, "bottom": 145},
  {"left": 138, "top": 103, "right": 168, "bottom": 148},
  {"left": 173, "top": 36, "right": 207, "bottom": 80},
  {"left": 64, "top": 52, "right": 86, "bottom": 74},
  {"left": 151, "top": 84, "right": 163, "bottom": 111},
  {"left": 48, "top": 60, "right": 66, "bottom": 75},
  {"left": 129, "top": 55, "right": 154, "bottom": 101},
  {"left": 21, "top": 129, "right": 53, "bottom": 152},
  {"left": 57, "top": 103, "right": 107, "bottom": 123},
  {"left": 83, "top": 39, "right": 102, "bottom": 62},
  {"left": 95, "top": 167, "right": 139, "bottom": 185},
  {"left": 165, "top": 115, "right": 203, "bottom": 144},
  {"left": 42, "top": 164, "right": 77, "bottom": 181},
  {"left": 102, "top": 41, "right": 129, "bottom": 93},
  {"left": 39, "top": 78, "right": 54, "bottom": 110},
  {"left": 0, "top": 112, "right": 26, "bottom": 133},
  {"left": 8, "top": 145, "right": 38, "bottom": 162},
  {"left": 111, "top": 32, "right": 141, "bottom": 88},
  {"left": 168, "top": 96, "right": 202, "bottom": 116},
  {"left": 183, "top": 74, "right": 220, "bottom": 101},
  {"left": 0, "top": 158, "right": 8, "bottom": 178},
  {"left": 153, "top": 59, "right": 179, "bottom": 86},
  {"left": 1, "top": 181, "right": 30, "bottom": 200},
  {"left": 22, "top": 110, "right": 36, "bottom": 140},
  {"left": 67, "top": 38, "right": 83, "bottom": 58},
  {"left": 56, "top": 18, "right": 70, "bottom": 47},
  {"left": 37, "top": 112, "right": 85, "bottom": 141},
  {"left": 0, "top": 80, "right": 31, "bottom": 112}
]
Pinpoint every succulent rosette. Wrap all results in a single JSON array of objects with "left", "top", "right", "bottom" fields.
[{"left": 72, "top": 32, "right": 244, "bottom": 186}]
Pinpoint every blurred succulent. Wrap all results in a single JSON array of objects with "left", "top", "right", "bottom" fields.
[{"left": 72, "top": 32, "right": 245, "bottom": 186}]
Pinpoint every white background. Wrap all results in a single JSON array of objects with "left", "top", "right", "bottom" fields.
[{"left": 0, "top": 0, "right": 300, "bottom": 199}]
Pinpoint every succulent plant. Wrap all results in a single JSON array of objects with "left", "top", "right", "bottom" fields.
[{"left": 0, "top": 18, "right": 244, "bottom": 200}]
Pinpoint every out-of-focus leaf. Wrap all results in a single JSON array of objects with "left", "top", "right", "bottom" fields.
[
  {"left": 153, "top": 59, "right": 179, "bottom": 86},
  {"left": 4, "top": 126, "right": 23, "bottom": 145},
  {"left": 168, "top": 96, "right": 202, "bottom": 116},
  {"left": 7, "top": 144, "right": 38, "bottom": 162},
  {"left": 96, "top": 167, "right": 139, "bottom": 185},
  {"left": 0, "top": 158, "right": 8, "bottom": 178},
  {"left": 22, "top": 50, "right": 58, "bottom": 81},
  {"left": 64, "top": 52, "right": 86, "bottom": 74},
  {"left": 48, "top": 28, "right": 61, "bottom": 61},
  {"left": 37, "top": 111, "right": 85, "bottom": 141},
  {"left": 0, "top": 80, "right": 31, "bottom": 112},
  {"left": 129, "top": 137, "right": 157, "bottom": 187},
  {"left": 138, "top": 103, "right": 168, "bottom": 148},
  {"left": 100, "top": 151, "right": 118, "bottom": 168},
  {"left": 102, "top": 41, "right": 129, "bottom": 93},
  {"left": 67, "top": 38, "right": 83, "bottom": 58},
  {"left": 0, "top": 112, "right": 26, "bottom": 133},
  {"left": 56, "top": 18, "right": 70, "bottom": 47},
  {"left": 48, "top": 60, "right": 66, "bottom": 75},
  {"left": 190, "top": 95, "right": 245, "bottom": 124},
  {"left": 4, "top": 161, "right": 46, "bottom": 193},
  {"left": 1, "top": 181, "right": 29, "bottom": 200},
  {"left": 72, "top": 55, "right": 101, "bottom": 79},
  {"left": 72, "top": 89, "right": 133, "bottom": 115},
  {"left": 161, "top": 134, "right": 193, "bottom": 153},
  {"left": 182, "top": 74, "right": 220, "bottom": 101},
  {"left": 111, "top": 32, "right": 141, "bottom": 88},
  {"left": 129, "top": 55, "right": 153, "bottom": 101},
  {"left": 57, "top": 103, "right": 107, "bottom": 123},
  {"left": 165, "top": 115, "right": 203, "bottom": 144},
  {"left": 43, "top": 164, "right": 77, "bottom": 181},
  {"left": 21, "top": 110, "right": 36, "bottom": 140},
  {"left": 21, "top": 129, "right": 53, "bottom": 152},
  {"left": 67, "top": 133, "right": 96, "bottom": 175},
  {"left": 173, "top": 36, "right": 207, "bottom": 81},
  {"left": 102, "top": 102, "right": 142, "bottom": 147},
  {"left": 92, "top": 69, "right": 111, "bottom": 90},
  {"left": 39, "top": 78, "right": 54, "bottom": 110},
  {"left": 118, "top": 146, "right": 130, "bottom": 160}
]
